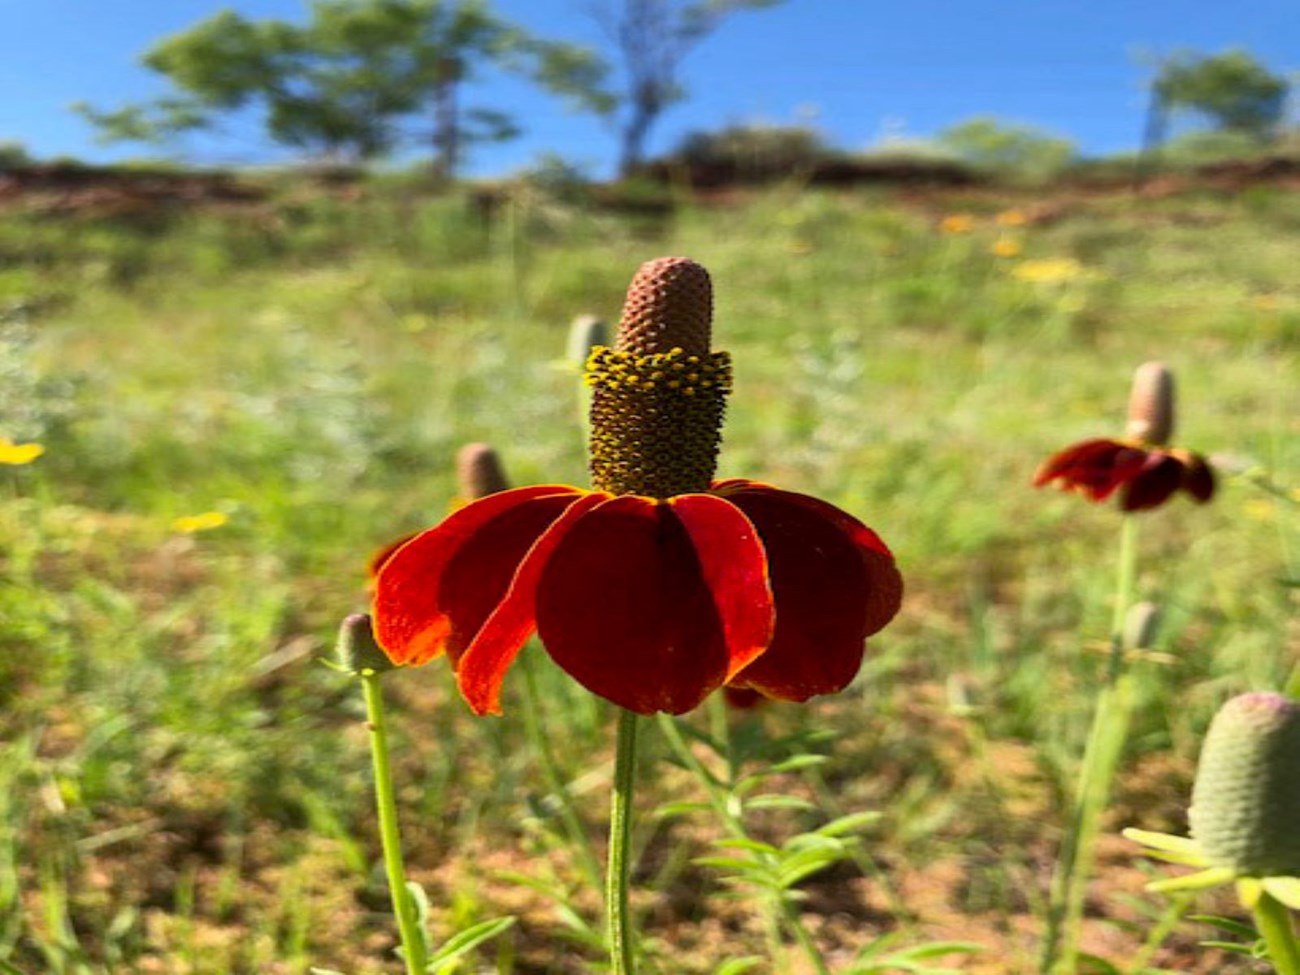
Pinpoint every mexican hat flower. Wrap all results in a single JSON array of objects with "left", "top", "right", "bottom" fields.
[
  {"left": 373, "top": 257, "right": 903, "bottom": 716},
  {"left": 1034, "top": 361, "right": 1216, "bottom": 512}
]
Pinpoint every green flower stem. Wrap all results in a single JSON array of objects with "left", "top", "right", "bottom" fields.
[
  {"left": 607, "top": 708, "right": 641, "bottom": 975},
  {"left": 361, "top": 670, "right": 429, "bottom": 975},
  {"left": 520, "top": 649, "right": 604, "bottom": 890},
  {"left": 1253, "top": 890, "right": 1300, "bottom": 975},
  {"left": 1045, "top": 515, "right": 1140, "bottom": 974},
  {"left": 1123, "top": 891, "right": 1193, "bottom": 975},
  {"left": 656, "top": 714, "right": 831, "bottom": 975}
]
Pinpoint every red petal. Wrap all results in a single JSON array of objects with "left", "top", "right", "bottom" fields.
[
  {"left": 667, "top": 494, "right": 774, "bottom": 681},
  {"left": 719, "top": 485, "right": 903, "bottom": 701},
  {"left": 1181, "top": 453, "right": 1216, "bottom": 503},
  {"left": 456, "top": 492, "right": 610, "bottom": 715},
  {"left": 1121, "top": 454, "right": 1183, "bottom": 511},
  {"left": 534, "top": 495, "right": 731, "bottom": 715},
  {"left": 373, "top": 485, "right": 585, "bottom": 666},
  {"left": 1034, "top": 439, "right": 1148, "bottom": 502},
  {"left": 368, "top": 531, "right": 418, "bottom": 578}
]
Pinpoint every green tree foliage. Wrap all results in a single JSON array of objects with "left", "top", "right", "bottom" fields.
[
  {"left": 1154, "top": 49, "right": 1289, "bottom": 140},
  {"left": 589, "top": 0, "right": 785, "bottom": 177},
  {"left": 934, "top": 116, "right": 1076, "bottom": 183},
  {"left": 672, "top": 123, "right": 836, "bottom": 179},
  {"left": 75, "top": 0, "right": 609, "bottom": 175}
]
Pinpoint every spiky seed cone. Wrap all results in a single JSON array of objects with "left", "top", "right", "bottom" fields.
[
  {"left": 335, "top": 613, "right": 396, "bottom": 674},
  {"left": 456, "top": 443, "right": 510, "bottom": 500},
  {"left": 1126, "top": 361, "right": 1176, "bottom": 446},
  {"left": 567, "top": 314, "right": 609, "bottom": 366},
  {"left": 1189, "top": 692, "right": 1300, "bottom": 876},
  {"left": 586, "top": 258, "right": 732, "bottom": 498},
  {"left": 616, "top": 257, "right": 713, "bottom": 355}
]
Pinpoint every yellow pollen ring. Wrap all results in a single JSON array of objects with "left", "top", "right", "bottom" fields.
[{"left": 585, "top": 345, "right": 733, "bottom": 498}]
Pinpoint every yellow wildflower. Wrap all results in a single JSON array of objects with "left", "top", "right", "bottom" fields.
[
  {"left": 996, "top": 209, "right": 1028, "bottom": 227},
  {"left": 1243, "top": 499, "right": 1276, "bottom": 522},
  {"left": 1011, "top": 257, "right": 1096, "bottom": 284},
  {"left": 0, "top": 438, "right": 45, "bottom": 465},
  {"left": 991, "top": 238, "right": 1022, "bottom": 258},
  {"left": 938, "top": 214, "right": 974, "bottom": 235},
  {"left": 173, "top": 511, "right": 229, "bottom": 534}
]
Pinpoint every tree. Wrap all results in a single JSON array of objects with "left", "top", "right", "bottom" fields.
[
  {"left": 935, "top": 116, "right": 1076, "bottom": 183},
  {"left": 589, "top": 0, "right": 784, "bottom": 177},
  {"left": 1154, "top": 49, "right": 1289, "bottom": 140},
  {"left": 76, "top": 0, "right": 609, "bottom": 175}
]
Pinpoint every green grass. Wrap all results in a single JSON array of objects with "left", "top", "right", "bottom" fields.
[{"left": 0, "top": 180, "right": 1296, "bottom": 974}]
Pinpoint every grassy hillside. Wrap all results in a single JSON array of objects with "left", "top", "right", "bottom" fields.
[{"left": 0, "top": 180, "right": 1296, "bottom": 974}]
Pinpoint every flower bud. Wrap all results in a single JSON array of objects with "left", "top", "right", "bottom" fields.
[
  {"left": 456, "top": 442, "right": 510, "bottom": 500},
  {"left": 566, "top": 314, "right": 609, "bottom": 367},
  {"left": 1189, "top": 692, "right": 1300, "bottom": 876},
  {"left": 335, "top": 613, "right": 397, "bottom": 674},
  {"left": 1126, "top": 361, "right": 1175, "bottom": 447},
  {"left": 1123, "top": 601, "right": 1161, "bottom": 650}
]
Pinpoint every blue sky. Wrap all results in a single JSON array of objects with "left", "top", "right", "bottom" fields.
[{"left": 1, "top": 0, "right": 1295, "bottom": 177}]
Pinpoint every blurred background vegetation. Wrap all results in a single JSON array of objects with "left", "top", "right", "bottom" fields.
[{"left": 1, "top": 2, "right": 1297, "bottom": 973}]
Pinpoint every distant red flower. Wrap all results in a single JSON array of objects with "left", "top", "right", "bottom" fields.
[
  {"left": 373, "top": 478, "right": 901, "bottom": 716},
  {"left": 1034, "top": 439, "right": 1215, "bottom": 512},
  {"left": 1034, "top": 361, "right": 1216, "bottom": 513},
  {"left": 371, "top": 257, "right": 902, "bottom": 716}
]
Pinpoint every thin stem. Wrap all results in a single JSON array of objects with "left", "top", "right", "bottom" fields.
[
  {"left": 1253, "top": 891, "right": 1300, "bottom": 975},
  {"left": 607, "top": 708, "right": 641, "bottom": 975},
  {"left": 1123, "top": 891, "right": 1193, "bottom": 975},
  {"left": 656, "top": 714, "right": 831, "bottom": 975},
  {"left": 1106, "top": 516, "right": 1140, "bottom": 685},
  {"left": 361, "top": 671, "right": 429, "bottom": 975},
  {"left": 1043, "top": 516, "right": 1140, "bottom": 974},
  {"left": 520, "top": 649, "right": 605, "bottom": 890}
]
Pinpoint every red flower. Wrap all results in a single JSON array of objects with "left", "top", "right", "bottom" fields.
[
  {"left": 1034, "top": 362, "right": 1216, "bottom": 513},
  {"left": 372, "top": 257, "right": 902, "bottom": 716},
  {"left": 372, "top": 478, "right": 902, "bottom": 716},
  {"left": 1033, "top": 438, "right": 1215, "bottom": 512}
]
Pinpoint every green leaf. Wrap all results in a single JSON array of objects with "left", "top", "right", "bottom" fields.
[
  {"left": 1074, "top": 950, "right": 1122, "bottom": 974},
  {"left": 427, "top": 916, "right": 517, "bottom": 971},
  {"left": 1147, "top": 867, "right": 1235, "bottom": 893},
  {"left": 654, "top": 800, "right": 713, "bottom": 819},
  {"left": 1122, "top": 828, "right": 1203, "bottom": 859},
  {"left": 815, "top": 811, "right": 883, "bottom": 837},
  {"left": 1188, "top": 914, "right": 1259, "bottom": 939},
  {"left": 1, "top": 964, "right": 31, "bottom": 975},
  {"left": 886, "top": 941, "right": 985, "bottom": 960},
  {"left": 768, "top": 754, "right": 830, "bottom": 774},
  {"left": 713, "top": 837, "right": 782, "bottom": 856},
  {"left": 743, "top": 794, "right": 816, "bottom": 812},
  {"left": 1198, "top": 940, "right": 1256, "bottom": 955},
  {"left": 714, "top": 958, "right": 764, "bottom": 974}
]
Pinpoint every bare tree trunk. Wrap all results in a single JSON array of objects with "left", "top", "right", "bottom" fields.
[
  {"left": 1133, "top": 87, "right": 1169, "bottom": 192},
  {"left": 618, "top": 98, "right": 656, "bottom": 178},
  {"left": 433, "top": 55, "right": 460, "bottom": 180}
]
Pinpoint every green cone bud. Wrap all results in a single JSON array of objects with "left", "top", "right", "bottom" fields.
[
  {"left": 335, "top": 613, "right": 397, "bottom": 675},
  {"left": 1189, "top": 692, "right": 1300, "bottom": 876}
]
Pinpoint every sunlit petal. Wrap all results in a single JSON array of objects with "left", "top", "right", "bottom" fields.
[
  {"left": 668, "top": 493, "right": 774, "bottom": 681},
  {"left": 373, "top": 485, "right": 585, "bottom": 666},
  {"left": 456, "top": 492, "right": 609, "bottom": 715}
]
